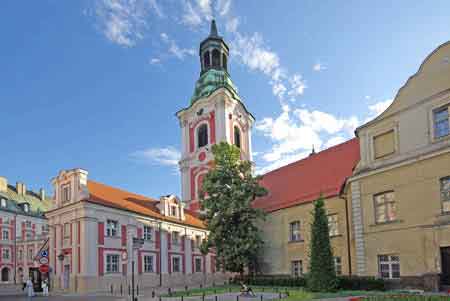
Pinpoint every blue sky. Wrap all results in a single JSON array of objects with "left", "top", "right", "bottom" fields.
[{"left": 1, "top": 0, "right": 449, "bottom": 198}]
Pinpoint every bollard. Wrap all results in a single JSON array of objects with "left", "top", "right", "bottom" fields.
[
  {"left": 137, "top": 285, "right": 139, "bottom": 296},
  {"left": 110, "top": 284, "right": 113, "bottom": 295},
  {"left": 236, "top": 295, "right": 239, "bottom": 301},
  {"left": 279, "top": 292, "right": 282, "bottom": 299},
  {"left": 185, "top": 285, "right": 188, "bottom": 291},
  {"left": 152, "top": 290, "right": 155, "bottom": 298},
  {"left": 260, "top": 295, "right": 263, "bottom": 301},
  {"left": 120, "top": 284, "right": 123, "bottom": 296},
  {"left": 215, "top": 295, "right": 218, "bottom": 301}
]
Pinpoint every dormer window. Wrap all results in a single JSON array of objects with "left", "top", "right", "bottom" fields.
[
  {"left": 0, "top": 198, "right": 6, "bottom": 208},
  {"left": 234, "top": 126, "right": 241, "bottom": 148},
  {"left": 61, "top": 184, "right": 71, "bottom": 203},
  {"left": 170, "top": 206, "right": 177, "bottom": 217},
  {"left": 197, "top": 124, "right": 208, "bottom": 148}
]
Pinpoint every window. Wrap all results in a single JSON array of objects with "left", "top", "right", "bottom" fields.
[
  {"left": 106, "top": 220, "right": 118, "bottom": 237},
  {"left": 195, "top": 235, "right": 202, "bottom": 248},
  {"left": 291, "top": 260, "right": 302, "bottom": 277},
  {"left": 195, "top": 257, "right": 202, "bottom": 272},
  {"left": 170, "top": 206, "right": 177, "bottom": 217},
  {"left": 18, "top": 249, "right": 23, "bottom": 261},
  {"left": 328, "top": 214, "right": 339, "bottom": 236},
  {"left": 222, "top": 53, "right": 227, "bottom": 70},
  {"left": 212, "top": 49, "right": 220, "bottom": 68},
  {"left": 334, "top": 257, "right": 342, "bottom": 275},
  {"left": 28, "top": 248, "right": 33, "bottom": 261},
  {"left": 172, "top": 231, "right": 180, "bottom": 245},
  {"left": 23, "top": 204, "right": 29, "bottom": 213},
  {"left": 234, "top": 126, "right": 241, "bottom": 148},
  {"left": 373, "top": 130, "right": 395, "bottom": 159},
  {"left": 2, "top": 230, "right": 9, "bottom": 240},
  {"left": 441, "top": 177, "right": 450, "bottom": 212},
  {"left": 433, "top": 106, "right": 449, "bottom": 139},
  {"left": 143, "top": 226, "right": 153, "bottom": 241},
  {"left": 61, "top": 184, "right": 71, "bottom": 203},
  {"left": 26, "top": 232, "right": 32, "bottom": 240},
  {"left": 374, "top": 191, "right": 396, "bottom": 223},
  {"left": 378, "top": 255, "right": 400, "bottom": 279},
  {"left": 63, "top": 223, "right": 70, "bottom": 239},
  {"left": 2, "top": 249, "right": 10, "bottom": 260},
  {"left": 203, "top": 52, "right": 210, "bottom": 69},
  {"left": 106, "top": 254, "right": 119, "bottom": 273},
  {"left": 0, "top": 198, "right": 6, "bottom": 208},
  {"left": 197, "top": 124, "right": 208, "bottom": 148},
  {"left": 144, "top": 255, "right": 154, "bottom": 273},
  {"left": 289, "top": 221, "right": 301, "bottom": 242},
  {"left": 172, "top": 256, "right": 181, "bottom": 273},
  {"left": 25, "top": 221, "right": 31, "bottom": 228}
]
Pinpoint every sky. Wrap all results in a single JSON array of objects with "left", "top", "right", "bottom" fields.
[{"left": 1, "top": 0, "right": 449, "bottom": 198}]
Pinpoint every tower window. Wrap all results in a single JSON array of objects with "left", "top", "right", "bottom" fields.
[
  {"left": 212, "top": 49, "right": 220, "bottom": 68},
  {"left": 203, "top": 52, "right": 210, "bottom": 69},
  {"left": 222, "top": 53, "right": 227, "bottom": 71},
  {"left": 197, "top": 124, "right": 208, "bottom": 148},
  {"left": 234, "top": 126, "right": 241, "bottom": 148}
]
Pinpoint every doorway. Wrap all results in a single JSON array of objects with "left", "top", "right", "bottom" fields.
[
  {"left": 441, "top": 247, "right": 450, "bottom": 285},
  {"left": 1, "top": 267, "right": 10, "bottom": 282},
  {"left": 63, "top": 264, "right": 70, "bottom": 289}
]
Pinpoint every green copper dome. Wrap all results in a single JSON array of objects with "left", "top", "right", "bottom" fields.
[{"left": 190, "top": 69, "right": 240, "bottom": 104}]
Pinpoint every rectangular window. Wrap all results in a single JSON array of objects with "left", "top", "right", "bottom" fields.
[
  {"left": 172, "top": 231, "right": 180, "bottom": 245},
  {"left": 106, "top": 254, "right": 119, "bottom": 273},
  {"left": 433, "top": 106, "right": 449, "bottom": 139},
  {"left": 378, "top": 255, "right": 400, "bottom": 279},
  {"left": 25, "top": 221, "right": 32, "bottom": 228},
  {"left": 28, "top": 248, "right": 33, "bottom": 261},
  {"left": 373, "top": 130, "right": 395, "bottom": 159},
  {"left": 289, "top": 221, "right": 301, "bottom": 242},
  {"left": 2, "top": 248, "right": 10, "bottom": 260},
  {"left": 0, "top": 198, "right": 6, "bottom": 208},
  {"left": 144, "top": 255, "right": 154, "bottom": 273},
  {"left": 195, "top": 235, "right": 202, "bottom": 248},
  {"left": 18, "top": 249, "right": 23, "bottom": 261},
  {"left": 291, "top": 260, "right": 302, "bottom": 277},
  {"left": 143, "top": 226, "right": 153, "bottom": 241},
  {"left": 2, "top": 229, "right": 9, "bottom": 240},
  {"left": 195, "top": 257, "right": 202, "bottom": 272},
  {"left": 334, "top": 257, "right": 342, "bottom": 275},
  {"left": 106, "top": 220, "right": 118, "bottom": 237},
  {"left": 374, "top": 191, "right": 396, "bottom": 223},
  {"left": 441, "top": 177, "right": 450, "bottom": 213},
  {"left": 63, "top": 223, "right": 70, "bottom": 238},
  {"left": 170, "top": 206, "right": 177, "bottom": 217},
  {"left": 61, "top": 184, "right": 71, "bottom": 203},
  {"left": 172, "top": 256, "right": 181, "bottom": 273},
  {"left": 328, "top": 214, "right": 339, "bottom": 236}
]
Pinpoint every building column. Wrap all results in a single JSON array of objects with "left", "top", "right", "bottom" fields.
[{"left": 351, "top": 181, "right": 366, "bottom": 275}]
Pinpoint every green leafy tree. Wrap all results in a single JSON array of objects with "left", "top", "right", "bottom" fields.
[
  {"left": 307, "top": 197, "right": 337, "bottom": 292},
  {"left": 199, "top": 142, "right": 267, "bottom": 275}
]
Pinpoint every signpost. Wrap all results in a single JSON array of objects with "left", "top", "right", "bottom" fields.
[
  {"left": 132, "top": 237, "right": 144, "bottom": 301},
  {"left": 39, "top": 264, "right": 49, "bottom": 274}
]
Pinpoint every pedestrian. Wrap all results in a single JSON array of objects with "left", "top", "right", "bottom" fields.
[
  {"left": 25, "top": 278, "right": 35, "bottom": 300},
  {"left": 42, "top": 278, "right": 49, "bottom": 296}
]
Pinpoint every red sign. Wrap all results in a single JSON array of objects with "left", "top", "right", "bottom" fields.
[{"left": 39, "top": 264, "right": 49, "bottom": 273}]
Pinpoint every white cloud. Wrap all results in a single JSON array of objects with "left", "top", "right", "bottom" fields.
[
  {"left": 131, "top": 146, "right": 181, "bottom": 168},
  {"left": 288, "top": 74, "right": 307, "bottom": 98},
  {"left": 368, "top": 99, "right": 393, "bottom": 117},
  {"left": 295, "top": 109, "right": 358, "bottom": 136},
  {"left": 182, "top": 0, "right": 212, "bottom": 27},
  {"left": 225, "top": 17, "right": 239, "bottom": 33},
  {"left": 160, "top": 32, "right": 196, "bottom": 60},
  {"left": 313, "top": 62, "right": 326, "bottom": 72},
  {"left": 324, "top": 136, "right": 346, "bottom": 148},
  {"left": 94, "top": 0, "right": 162, "bottom": 47},
  {"left": 216, "top": 0, "right": 231, "bottom": 16},
  {"left": 149, "top": 57, "right": 161, "bottom": 64}
]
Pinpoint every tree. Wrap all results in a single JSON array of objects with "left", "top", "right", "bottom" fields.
[
  {"left": 199, "top": 142, "right": 267, "bottom": 275},
  {"left": 307, "top": 197, "right": 337, "bottom": 292}
]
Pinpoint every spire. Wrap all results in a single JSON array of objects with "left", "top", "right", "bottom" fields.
[
  {"left": 310, "top": 145, "right": 316, "bottom": 156},
  {"left": 210, "top": 19, "right": 218, "bottom": 37}
]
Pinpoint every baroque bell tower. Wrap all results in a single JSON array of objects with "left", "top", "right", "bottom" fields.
[{"left": 176, "top": 20, "right": 255, "bottom": 212}]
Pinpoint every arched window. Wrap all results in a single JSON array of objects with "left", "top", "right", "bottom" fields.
[
  {"left": 203, "top": 52, "right": 210, "bottom": 69},
  {"left": 234, "top": 126, "right": 241, "bottom": 148},
  {"left": 197, "top": 124, "right": 208, "bottom": 148},
  {"left": 1, "top": 267, "right": 9, "bottom": 282},
  {"left": 222, "top": 53, "right": 227, "bottom": 71},
  {"left": 212, "top": 49, "right": 220, "bottom": 68}
]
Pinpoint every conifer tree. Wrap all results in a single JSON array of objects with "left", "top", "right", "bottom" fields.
[
  {"left": 199, "top": 142, "right": 267, "bottom": 275},
  {"left": 307, "top": 197, "right": 337, "bottom": 292}
]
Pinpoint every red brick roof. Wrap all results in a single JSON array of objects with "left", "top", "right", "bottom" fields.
[
  {"left": 253, "top": 138, "right": 360, "bottom": 212},
  {"left": 86, "top": 180, "right": 206, "bottom": 229}
]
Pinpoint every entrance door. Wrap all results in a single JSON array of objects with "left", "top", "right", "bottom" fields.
[
  {"left": 1, "top": 267, "right": 9, "bottom": 282},
  {"left": 63, "top": 265, "right": 70, "bottom": 289},
  {"left": 441, "top": 247, "right": 450, "bottom": 285}
]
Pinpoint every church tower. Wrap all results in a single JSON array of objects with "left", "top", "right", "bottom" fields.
[{"left": 176, "top": 20, "right": 255, "bottom": 212}]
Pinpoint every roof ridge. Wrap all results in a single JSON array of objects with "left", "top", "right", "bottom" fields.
[{"left": 262, "top": 138, "right": 358, "bottom": 177}]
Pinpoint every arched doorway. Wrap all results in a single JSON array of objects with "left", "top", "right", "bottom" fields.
[{"left": 1, "top": 267, "right": 10, "bottom": 282}]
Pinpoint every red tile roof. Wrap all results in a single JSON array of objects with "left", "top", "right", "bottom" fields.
[
  {"left": 86, "top": 180, "right": 205, "bottom": 229},
  {"left": 253, "top": 138, "right": 360, "bottom": 212}
]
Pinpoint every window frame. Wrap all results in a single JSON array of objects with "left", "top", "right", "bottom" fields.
[
  {"left": 143, "top": 226, "right": 153, "bottom": 241},
  {"left": 373, "top": 191, "right": 397, "bottom": 224},
  {"left": 289, "top": 221, "right": 302, "bottom": 242},
  {"left": 171, "top": 231, "right": 180, "bottom": 246},
  {"left": 433, "top": 105, "right": 450, "bottom": 140},
  {"left": 234, "top": 126, "right": 241, "bottom": 149},
  {"left": 106, "top": 254, "right": 120, "bottom": 274},
  {"left": 2, "top": 229, "right": 9, "bottom": 240},
  {"left": 61, "top": 184, "right": 71, "bottom": 203},
  {"left": 378, "top": 254, "right": 400, "bottom": 279},
  {"left": 327, "top": 214, "right": 339, "bottom": 237},
  {"left": 441, "top": 176, "right": 450, "bottom": 213},
  {"left": 373, "top": 129, "right": 396, "bottom": 159},
  {"left": 194, "top": 257, "right": 202, "bottom": 273},
  {"left": 291, "top": 260, "right": 302, "bottom": 277},
  {"left": 172, "top": 256, "right": 181, "bottom": 273},
  {"left": 106, "top": 220, "right": 119, "bottom": 237},
  {"left": 334, "top": 257, "right": 342, "bottom": 275},
  {"left": 143, "top": 255, "right": 154, "bottom": 273},
  {"left": 197, "top": 123, "right": 209, "bottom": 149}
]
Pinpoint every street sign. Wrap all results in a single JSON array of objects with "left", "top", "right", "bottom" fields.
[
  {"left": 39, "top": 257, "right": 49, "bottom": 265},
  {"left": 40, "top": 250, "right": 48, "bottom": 258},
  {"left": 39, "top": 264, "right": 49, "bottom": 273},
  {"left": 132, "top": 237, "right": 144, "bottom": 249}
]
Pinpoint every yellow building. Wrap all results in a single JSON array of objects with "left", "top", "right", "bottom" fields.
[{"left": 348, "top": 41, "right": 450, "bottom": 290}]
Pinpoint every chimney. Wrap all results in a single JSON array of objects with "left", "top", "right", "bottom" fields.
[
  {"left": 16, "top": 182, "right": 26, "bottom": 196},
  {"left": 39, "top": 188, "right": 45, "bottom": 201},
  {"left": 0, "top": 177, "right": 7, "bottom": 193}
]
